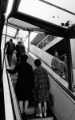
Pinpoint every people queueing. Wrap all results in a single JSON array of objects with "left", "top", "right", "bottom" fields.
[
  {"left": 7, "top": 43, "right": 34, "bottom": 116},
  {"left": 33, "top": 59, "right": 50, "bottom": 118},
  {"left": 5, "top": 39, "right": 15, "bottom": 66},
  {"left": 6, "top": 39, "right": 53, "bottom": 118}
]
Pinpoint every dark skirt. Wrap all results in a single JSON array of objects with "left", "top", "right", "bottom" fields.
[
  {"left": 15, "top": 79, "right": 33, "bottom": 101},
  {"left": 33, "top": 87, "right": 49, "bottom": 103}
]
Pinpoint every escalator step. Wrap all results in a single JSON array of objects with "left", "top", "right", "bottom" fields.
[{"left": 28, "top": 117, "right": 54, "bottom": 120}]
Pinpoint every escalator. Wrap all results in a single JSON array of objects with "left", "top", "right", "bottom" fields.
[
  {"left": 27, "top": 44, "right": 75, "bottom": 120},
  {"left": 2, "top": 0, "right": 75, "bottom": 119},
  {"left": 3, "top": 54, "right": 54, "bottom": 120},
  {"left": 3, "top": 44, "right": 75, "bottom": 120}
]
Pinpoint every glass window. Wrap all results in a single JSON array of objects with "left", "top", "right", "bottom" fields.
[
  {"left": 3, "top": 25, "right": 17, "bottom": 37},
  {"left": 42, "top": 0, "right": 75, "bottom": 13},
  {"left": 18, "top": 0, "right": 75, "bottom": 27}
]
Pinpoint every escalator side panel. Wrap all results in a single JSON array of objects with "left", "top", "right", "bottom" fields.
[{"left": 49, "top": 75, "right": 75, "bottom": 120}]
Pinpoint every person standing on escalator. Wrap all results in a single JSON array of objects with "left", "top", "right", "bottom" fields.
[
  {"left": 33, "top": 59, "right": 50, "bottom": 118},
  {"left": 7, "top": 53, "right": 34, "bottom": 116},
  {"left": 5, "top": 39, "right": 15, "bottom": 66},
  {"left": 16, "top": 54, "right": 34, "bottom": 116},
  {"left": 16, "top": 41, "right": 26, "bottom": 64}
]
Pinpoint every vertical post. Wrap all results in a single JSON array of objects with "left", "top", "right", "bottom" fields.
[
  {"left": 0, "top": 13, "right": 5, "bottom": 120},
  {"left": 27, "top": 30, "right": 30, "bottom": 54},
  {"left": 0, "top": 0, "right": 8, "bottom": 119},
  {"left": 65, "top": 38, "right": 73, "bottom": 91},
  {"left": 0, "top": 14, "right": 5, "bottom": 76}
]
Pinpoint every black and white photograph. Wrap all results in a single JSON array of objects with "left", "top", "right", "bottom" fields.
[{"left": 0, "top": 0, "right": 75, "bottom": 120}]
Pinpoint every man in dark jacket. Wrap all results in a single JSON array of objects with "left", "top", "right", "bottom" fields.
[
  {"left": 7, "top": 54, "right": 34, "bottom": 114},
  {"left": 16, "top": 41, "right": 26, "bottom": 63},
  {"left": 5, "top": 39, "right": 15, "bottom": 65}
]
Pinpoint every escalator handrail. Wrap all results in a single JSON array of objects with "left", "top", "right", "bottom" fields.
[
  {"left": 5, "top": 56, "right": 22, "bottom": 120},
  {"left": 3, "top": 58, "right": 14, "bottom": 120}
]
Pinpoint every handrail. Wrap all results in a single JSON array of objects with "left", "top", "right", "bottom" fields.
[
  {"left": 42, "top": 37, "right": 63, "bottom": 51},
  {"left": 4, "top": 56, "right": 22, "bottom": 120},
  {"left": 29, "top": 51, "right": 68, "bottom": 87},
  {"left": 2, "top": 59, "right": 14, "bottom": 120}
]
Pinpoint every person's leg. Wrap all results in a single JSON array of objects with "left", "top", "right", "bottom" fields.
[
  {"left": 7, "top": 54, "right": 10, "bottom": 66},
  {"left": 43, "top": 101, "right": 47, "bottom": 117},
  {"left": 9, "top": 54, "right": 12, "bottom": 66},
  {"left": 19, "top": 101, "right": 23, "bottom": 114},
  {"left": 38, "top": 102, "right": 42, "bottom": 117},
  {"left": 24, "top": 100, "right": 29, "bottom": 114}
]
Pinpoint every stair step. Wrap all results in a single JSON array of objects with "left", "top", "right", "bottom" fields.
[{"left": 29, "top": 117, "right": 54, "bottom": 120}]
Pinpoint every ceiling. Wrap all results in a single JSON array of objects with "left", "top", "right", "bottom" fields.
[{"left": 6, "top": 0, "right": 75, "bottom": 38}]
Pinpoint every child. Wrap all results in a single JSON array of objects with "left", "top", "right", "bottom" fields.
[{"left": 33, "top": 59, "right": 50, "bottom": 117}]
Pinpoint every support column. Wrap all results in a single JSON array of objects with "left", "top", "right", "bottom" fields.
[
  {"left": 0, "top": 0, "right": 8, "bottom": 119},
  {"left": 65, "top": 38, "right": 73, "bottom": 91},
  {"left": 0, "top": 13, "right": 5, "bottom": 120},
  {"left": 27, "top": 31, "right": 31, "bottom": 54}
]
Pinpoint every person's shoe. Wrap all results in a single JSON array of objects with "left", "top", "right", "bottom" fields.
[
  {"left": 44, "top": 112, "right": 47, "bottom": 117},
  {"left": 21, "top": 113, "right": 26, "bottom": 119},
  {"left": 36, "top": 114, "right": 40, "bottom": 118},
  {"left": 36, "top": 113, "right": 42, "bottom": 118},
  {"left": 39, "top": 113, "right": 42, "bottom": 118}
]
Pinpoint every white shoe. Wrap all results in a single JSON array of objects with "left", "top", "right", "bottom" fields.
[
  {"left": 39, "top": 113, "right": 42, "bottom": 118},
  {"left": 36, "top": 113, "right": 42, "bottom": 118},
  {"left": 44, "top": 113, "right": 47, "bottom": 117}
]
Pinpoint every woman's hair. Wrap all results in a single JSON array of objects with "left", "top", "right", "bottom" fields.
[{"left": 34, "top": 59, "right": 41, "bottom": 67}]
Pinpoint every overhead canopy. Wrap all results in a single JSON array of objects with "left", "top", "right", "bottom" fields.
[
  {"left": 7, "top": 17, "right": 40, "bottom": 31},
  {"left": 7, "top": 0, "right": 75, "bottom": 38}
]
